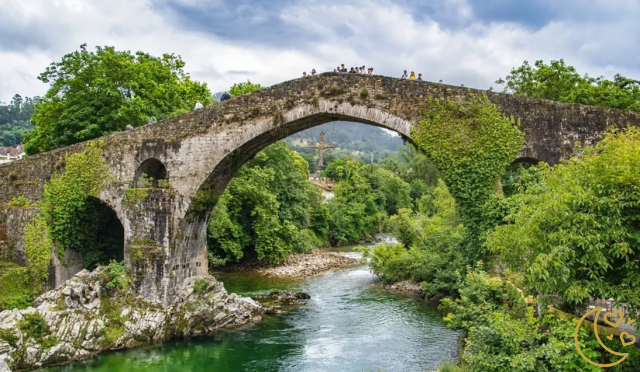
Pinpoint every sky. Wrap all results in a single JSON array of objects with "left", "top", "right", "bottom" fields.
[{"left": 0, "top": 0, "right": 639, "bottom": 102}]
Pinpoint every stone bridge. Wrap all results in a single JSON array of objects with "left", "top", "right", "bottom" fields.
[{"left": 1, "top": 73, "right": 639, "bottom": 305}]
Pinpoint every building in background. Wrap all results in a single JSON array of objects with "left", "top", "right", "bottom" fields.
[{"left": 0, "top": 146, "right": 24, "bottom": 164}]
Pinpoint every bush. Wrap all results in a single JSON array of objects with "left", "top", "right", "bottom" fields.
[
  {"left": 438, "top": 266, "right": 633, "bottom": 372},
  {"left": 366, "top": 243, "right": 413, "bottom": 283},
  {"left": 292, "top": 229, "right": 322, "bottom": 254},
  {"left": 18, "top": 312, "right": 49, "bottom": 341},
  {"left": 193, "top": 279, "right": 210, "bottom": 294},
  {"left": 105, "top": 260, "right": 128, "bottom": 290},
  {"left": 0, "top": 267, "right": 35, "bottom": 311}
]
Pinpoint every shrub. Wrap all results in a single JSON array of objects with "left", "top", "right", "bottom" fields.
[
  {"left": 18, "top": 312, "right": 49, "bottom": 341},
  {"left": 7, "top": 196, "right": 31, "bottom": 207},
  {"left": 193, "top": 279, "right": 210, "bottom": 294},
  {"left": 105, "top": 260, "right": 129, "bottom": 290}
]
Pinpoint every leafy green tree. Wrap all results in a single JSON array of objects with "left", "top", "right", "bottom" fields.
[
  {"left": 411, "top": 93, "right": 525, "bottom": 259},
  {"left": 497, "top": 59, "right": 640, "bottom": 111},
  {"left": 24, "top": 44, "right": 212, "bottom": 155},
  {"left": 229, "top": 80, "right": 262, "bottom": 97},
  {"left": 487, "top": 127, "right": 640, "bottom": 313},
  {"left": 207, "top": 142, "right": 326, "bottom": 263}
]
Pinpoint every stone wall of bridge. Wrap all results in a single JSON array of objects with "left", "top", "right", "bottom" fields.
[{"left": 0, "top": 73, "right": 639, "bottom": 304}]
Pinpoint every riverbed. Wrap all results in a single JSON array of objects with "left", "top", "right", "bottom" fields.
[{"left": 42, "top": 245, "right": 461, "bottom": 372}]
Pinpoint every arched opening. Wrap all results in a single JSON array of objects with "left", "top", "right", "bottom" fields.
[
  {"left": 82, "top": 197, "right": 125, "bottom": 269},
  {"left": 135, "top": 158, "right": 168, "bottom": 188},
  {"left": 190, "top": 118, "right": 436, "bottom": 271},
  {"left": 502, "top": 158, "right": 541, "bottom": 197}
]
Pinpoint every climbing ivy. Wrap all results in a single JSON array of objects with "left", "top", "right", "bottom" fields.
[
  {"left": 411, "top": 93, "right": 525, "bottom": 259},
  {"left": 24, "top": 216, "right": 53, "bottom": 286},
  {"left": 39, "top": 140, "right": 122, "bottom": 268}
]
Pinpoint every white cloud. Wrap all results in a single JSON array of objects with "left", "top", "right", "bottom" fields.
[{"left": 0, "top": 0, "right": 637, "bottom": 102}]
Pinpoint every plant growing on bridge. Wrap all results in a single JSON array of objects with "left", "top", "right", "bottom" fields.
[
  {"left": 411, "top": 93, "right": 525, "bottom": 259},
  {"left": 24, "top": 216, "right": 53, "bottom": 287},
  {"left": 24, "top": 44, "right": 213, "bottom": 155},
  {"left": 40, "top": 140, "right": 123, "bottom": 268},
  {"left": 229, "top": 80, "right": 262, "bottom": 97},
  {"left": 486, "top": 127, "right": 640, "bottom": 314}
]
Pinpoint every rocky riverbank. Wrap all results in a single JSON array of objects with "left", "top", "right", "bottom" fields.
[
  {"left": 0, "top": 267, "right": 264, "bottom": 371},
  {"left": 218, "top": 250, "right": 358, "bottom": 278}
]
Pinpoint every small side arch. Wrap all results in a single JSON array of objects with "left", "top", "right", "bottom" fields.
[
  {"left": 513, "top": 157, "right": 540, "bottom": 166},
  {"left": 135, "top": 158, "right": 168, "bottom": 188}
]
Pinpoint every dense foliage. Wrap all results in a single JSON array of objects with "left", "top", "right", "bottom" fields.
[
  {"left": 411, "top": 93, "right": 524, "bottom": 259},
  {"left": 440, "top": 266, "right": 640, "bottom": 372},
  {"left": 24, "top": 44, "right": 212, "bottom": 155},
  {"left": 208, "top": 142, "right": 326, "bottom": 263},
  {"left": 497, "top": 59, "right": 640, "bottom": 111},
  {"left": 41, "top": 141, "right": 123, "bottom": 268},
  {"left": 0, "top": 94, "right": 35, "bottom": 147},
  {"left": 365, "top": 180, "right": 466, "bottom": 297},
  {"left": 487, "top": 127, "right": 640, "bottom": 313}
]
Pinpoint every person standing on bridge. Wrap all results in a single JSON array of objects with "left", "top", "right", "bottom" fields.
[
  {"left": 417, "top": 73, "right": 423, "bottom": 81},
  {"left": 409, "top": 71, "right": 417, "bottom": 80},
  {"left": 401, "top": 70, "right": 408, "bottom": 79},
  {"left": 311, "top": 69, "right": 316, "bottom": 76},
  {"left": 148, "top": 117, "right": 157, "bottom": 124},
  {"left": 194, "top": 100, "right": 203, "bottom": 110},
  {"left": 220, "top": 92, "right": 231, "bottom": 102},
  {"left": 349, "top": 67, "right": 357, "bottom": 74},
  {"left": 340, "top": 64, "right": 348, "bottom": 73},
  {"left": 368, "top": 67, "right": 374, "bottom": 75}
]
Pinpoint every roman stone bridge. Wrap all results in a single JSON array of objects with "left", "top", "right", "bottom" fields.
[{"left": 1, "top": 73, "right": 639, "bottom": 305}]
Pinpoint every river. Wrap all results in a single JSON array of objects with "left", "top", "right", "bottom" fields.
[{"left": 43, "top": 245, "right": 460, "bottom": 372}]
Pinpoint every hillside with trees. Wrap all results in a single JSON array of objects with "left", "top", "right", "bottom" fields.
[{"left": 0, "top": 94, "right": 35, "bottom": 147}]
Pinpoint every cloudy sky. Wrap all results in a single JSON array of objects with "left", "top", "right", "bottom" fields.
[{"left": 0, "top": 0, "right": 639, "bottom": 102}]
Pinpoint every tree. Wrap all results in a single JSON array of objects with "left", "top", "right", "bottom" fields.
[
  {"left": 24, "top": 44, "right": 212, "bottom": 155},
  {"left": 207, "top": 142, "right": 324, "bottom": 263},
  {"left": 487, "top": 127, "right": 640, "bottom": 313},
  {"left": 229, "top": 80, "right": 262, "bottom": 97},
  {"left": 411, "top": 93, "right": 525, "bottom": 259},
  {"left": 497, "top": 59, "right": 640, "bottom": 111}
]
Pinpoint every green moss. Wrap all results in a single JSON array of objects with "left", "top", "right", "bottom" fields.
[
  {"left": 360, "top": 89, "right": 369, "bottom": 99},
  {"left": 7, "top": 196, "right": 31, "bottom": 207},
  {"left": 125, "top": 188, "right": 150, "bottom": 206},
  {"left": 374, "top": 93, "right": 386, "bottom": 100},
  {"left": 273, "top": 110, "right": 285, "bottom": 125}
]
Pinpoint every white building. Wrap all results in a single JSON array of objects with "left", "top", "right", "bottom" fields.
[{"left": 0, "top": 146, "right": 25, "bottom": 164}]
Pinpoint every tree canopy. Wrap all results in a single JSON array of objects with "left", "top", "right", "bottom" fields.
[
  {"left": 497, "top": 59, "right": 640, "bottom": 111},
  {"left": 24, "top": 44, "right": 212, "bottom": 155},
  {"left": 229, "top": 80, "right": 262, "bottom": 97}
]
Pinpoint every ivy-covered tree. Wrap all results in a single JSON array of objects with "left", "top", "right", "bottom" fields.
[
  {"left": 497, "top": 59, "right": 640, "bottom": 111},
  {"left": 24, "top": 44, "right": 212, "bottom": 155},
  {"left": 411, "top": 93, "right": 525, "bottom": 259}
]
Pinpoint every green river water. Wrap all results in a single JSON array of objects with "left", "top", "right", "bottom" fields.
[{"left": 43, "top": 246, "right": 460, "bottom": 372}]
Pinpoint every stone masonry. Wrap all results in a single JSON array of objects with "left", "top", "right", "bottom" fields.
[{"left": 1, "top": 73, "right": 639, "bottom": 305}]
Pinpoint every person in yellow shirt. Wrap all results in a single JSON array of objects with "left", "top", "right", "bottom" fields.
[{"left": 409, "top": 71, "right": 417, "bottom": 80}]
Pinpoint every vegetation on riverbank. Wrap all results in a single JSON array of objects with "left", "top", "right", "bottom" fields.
[{"left": 366, "top": 94, "right": 640, "bottom": 370}]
